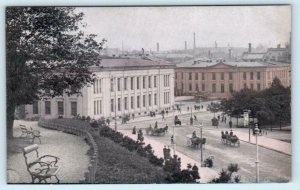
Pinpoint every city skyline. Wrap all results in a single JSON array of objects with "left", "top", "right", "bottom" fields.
[{"left": 77, "top": 6, "right": 291, "bottom": 51}]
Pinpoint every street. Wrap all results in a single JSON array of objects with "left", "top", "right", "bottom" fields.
[{"left": 119, "top": 101, "right": 291, "bottom": 182}]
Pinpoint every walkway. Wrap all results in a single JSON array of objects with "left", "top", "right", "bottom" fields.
[
  {"left": 7, "top": 120, "right": 90, "bottom": 183},
  {"left": 119, "top": 129, "right": 218, "bottom": 183}
]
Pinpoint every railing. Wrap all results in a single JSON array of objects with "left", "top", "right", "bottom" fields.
[{"left": 38, "top": 118, "right": 98, "bottom": 183}]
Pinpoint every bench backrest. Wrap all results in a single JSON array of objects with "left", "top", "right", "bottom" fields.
[{"left": 23, "top": 144, "right": 39, "bottom": 173}]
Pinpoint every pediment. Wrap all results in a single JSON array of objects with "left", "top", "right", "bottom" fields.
[{"left": 207, "top": 62, "right": 235, "bottom": 69}]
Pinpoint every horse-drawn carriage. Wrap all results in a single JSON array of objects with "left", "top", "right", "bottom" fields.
[
  {"left": 146, "top": 126, "right": 168, "bottom": 136},
  {"left": 174, "top": 119, "right": 182, "bottom": 126},
  {"left": 221, "top": 134, "right": 240, "bottom": 147},
  {"left": 186, "top": 134, "right": 206, "bottom": 149}
]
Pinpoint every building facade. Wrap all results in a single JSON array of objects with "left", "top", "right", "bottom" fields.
[
  {"left": 25, "top": 57, "right": 175, "bottom": 119},
  {"left": 175, "top": 59, "right": 290, "bottom": 99}
]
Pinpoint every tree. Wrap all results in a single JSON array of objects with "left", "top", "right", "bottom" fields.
[
  {"left": 207, "top": 102, "right": 221, "bottom": 117},
  {"left": 6, "top": 7, "right": 105, "bottom": 138}
]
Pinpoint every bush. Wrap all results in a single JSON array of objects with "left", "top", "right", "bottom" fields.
[
  {"left": 210, "top": 163, "right": 241, "bottom": 183},
  {"left": 204, "top": 157, "right": 214, "bottom": 168}
]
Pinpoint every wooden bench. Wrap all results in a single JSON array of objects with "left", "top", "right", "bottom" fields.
[
  {"left": 23, "top": 144, "right": 61, "bottom": 183},
  {"left": 20, "top": 125, "right": 42, "bottom": 144}
]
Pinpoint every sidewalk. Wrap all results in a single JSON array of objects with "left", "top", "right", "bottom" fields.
[
  {"left": 233, "top": 130, "right": 291, "bottom": 156},
  {"left": 119, "top": 129, "right": 218, "bottom": 183},
  {"left": 7, "top": 120, "right": 90, "bottom": 183}
]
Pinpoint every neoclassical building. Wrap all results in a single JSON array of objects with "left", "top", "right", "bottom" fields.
[
  {"left": 25, "top": 56, "right": 175, "bottom": 119},
  {"left": 175, "top": 59, "right": 291, "bottom": 99}
]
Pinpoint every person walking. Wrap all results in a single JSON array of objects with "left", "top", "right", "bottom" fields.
[{"left": 229, "top": 120, "right": 233, "bottom": 128}]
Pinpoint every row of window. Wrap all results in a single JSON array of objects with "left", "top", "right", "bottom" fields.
[
  {"left": 33, "top": 101, "right": 77, "bottom": 116},
  {"left": 110, "top": 93, "right": 159, "bottom": 112},
  {"left": 164, "top": 92, "right": 170, "bottom": 104},
  {"left": 177, "top": 72, "right": 262, "bottom": 81},
  {"left": 184, "top": 83, "right": 261, "bottom": 93},
  {"left": 93, "top": 79, "right": 102, "bottom": 94},
  {"left": 110, "top": 76, "right": 161, "bottom": 92}
]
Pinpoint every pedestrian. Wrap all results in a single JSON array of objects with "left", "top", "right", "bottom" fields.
[
  {"left": 217, "top": 115, "right": 220, "bottom": 121},
  {"left": 190, "top": 117, "right": 194, "bottom": 125},
  {"left": 166, "top": 110, "right": 169, "bottom": 115},
  {"left": 230, "top": 129, "right": 233, "bottom": 136},
  {"left": 155, "top": 121, "right": 158, "bottom": 128},
  {"left": 224, "top": 116, "right": 227, "bottom": 124},
  {"left": 171, "top": 135, "right": 174, "bottom": 144},
  {"left": 194, "top": 115, "right": 197, "bottom": 121},
  {"left": 106, "top": 118, "right": 110, "bottom": 126},
  {"left": 132, "top": 126, "right": 136, "bottom": 134},
  {"left": 221, "top": 116, "right": 224, "bottom": 123},
  {"left": 163, "top": 145, "right": 167, "bottom": 160},
  {"left": 187, "top": 106, "right": 189, "bottom": 111},
  {"left": 132, "top": 113, "right": 135, "bottom": 120},
  {"left": 229, "top": 120, "right": 232, "bottom": 128}
]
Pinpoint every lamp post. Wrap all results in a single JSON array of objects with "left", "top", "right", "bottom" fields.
[
  {"left": 199, "top": 122, "right": 203, "bottom": 165},
  {"left": 254, "top": 124, "right": 260, "bottom": 183},
  {"left": 114, "top": 76, "right": 117, "bottom": 131}
]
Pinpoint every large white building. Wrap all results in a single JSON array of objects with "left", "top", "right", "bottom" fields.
[{"left": 25, "top": 56, "right": 175, "bottom": 119}]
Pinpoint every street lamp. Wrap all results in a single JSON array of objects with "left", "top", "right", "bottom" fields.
[
  {"left": 199, "top": 122, "right": 203, "bottom": 165},
  {"left": 254, "top": 124, "right": 260, "bottom": 183}
]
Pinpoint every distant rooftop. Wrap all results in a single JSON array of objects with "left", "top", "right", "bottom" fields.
[
  {"left": 90, "top": 56, "right": 174, "bottom": 71},
  {"left": 242, "top": 52, "right": 265, "bottom": 60},
  {"left": 176, "top": 59, "right": 290, "bottom": 68}
]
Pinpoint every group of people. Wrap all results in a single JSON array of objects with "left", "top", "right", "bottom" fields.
[
  {"left": 132, "top": 126, "right": 144, "bottom": 142},
  {"left": 217, "top": 114, "right": 227, "bottom": 124},
  {"left": 221, "top": 130, "right": 237, "bottom": 138}
]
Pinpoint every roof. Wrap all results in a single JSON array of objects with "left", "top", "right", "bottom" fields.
[
  {"left": 267, "top": 48, "right": 289, "bottom": 52},
  {"left": 176, "top": 59, "right": 290, "bottom": 69},
  {"left": 90, "top": 56, "right": 174, "bottom": 71},
  {"left": 242, "top": 53, "right": 265, "bottom": 60}
]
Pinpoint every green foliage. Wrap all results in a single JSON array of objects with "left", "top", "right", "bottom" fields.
[
  {"left": 6, "top": 7, "right": 105, "bottom": 137},
  {"left": 220, "top": 77, "right": 291, "bottom": 126},
  {"left": 210, "top": 163, "right": 240, "bottom": 183}
]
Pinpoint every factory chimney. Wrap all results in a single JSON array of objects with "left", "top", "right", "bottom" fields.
[
  {"left": 185, "top": 41, "right": 187, "bottom": 51},
  {"left": 157, "top": 42, "right": 159, "bottom": 52},
  {"left": 229, "top": 48, "right": 232, "bottom": 59},
  {"left": 248, "top": 43, "right": 252, "bottom": 53},
  {"left": 193, "top": 32, "right": 196, "bottom": 50}
]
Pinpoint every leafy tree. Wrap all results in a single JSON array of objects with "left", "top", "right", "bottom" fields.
[
  {"left": 6, "top": 7, "right": 105, "bottom": 138},
  {"left": 207, "top": 102, "right": 221, "bottom": 117}
]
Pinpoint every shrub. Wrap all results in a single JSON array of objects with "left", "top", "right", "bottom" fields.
[{"left": 210, "top": 163, "right": 241, "bottom": 183}]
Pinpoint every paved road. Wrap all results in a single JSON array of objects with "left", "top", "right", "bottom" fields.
[{"left": 119, "top": 108, "right": 291, "bottom": 183}]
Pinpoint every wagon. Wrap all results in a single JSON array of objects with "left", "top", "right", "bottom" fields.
[{"left": 186, "top": 134, "right": 206, "bottom": 149}]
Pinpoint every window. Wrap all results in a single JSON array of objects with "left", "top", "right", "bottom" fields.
[
  {"left": 33, "top": 101, "right": 38, "bottom": 114},
  {"left": 124, "top": 97, "right": 128, "bottom": 110},
  {"left": 143, "top": 95, "right": 146, "bottom": 107},
  {"left": 94, "top": 101, "right": 97, "bottom": 115},
  {"left": 45, "top": 101, "right": 51, "bottom": 115},
  {"left": 202, "top": 73, "right": 205, "bottom": 80},
  {"left": 149, "top": 94, "right": 152, "bottom": 106},
  {"left": 148, "top": 76, "right": 151, "bottom": 88},
  {"left": 137, "top": 77, "right": 140, "bottom": 89},
  {"left": 189, "top": 72, "right": 192, "bottom": 80},
  {"left": 143, "top": 76, "right": 146, "bottom": 89},
  {"left": 137, "top": 96, "right": 140, "bottom": 108},
  {"left": 117, "top": 78, "right": 121, "bottom": 91},
  {"left": 99, "top": 100, "right": 102, "bottom": 114},
  {"left": 93, "top": 80, "right": 97, "bottom": 94},
  {"left": 257, "top": 83, "right": 261, "bottom": 91},
  {"left": 243, "top": 72, "right": 247, "bottom": 80},
  {"left": 118, "top": 98, "right": 121, "bottom": 111},
  {"left": 71, "top": 102, "right": 77, "bottom": 116},
  {"left": 257, "top": 72, "right": 261, "bottom": 80},
  {"left": 99, "top": 79, "right": 102, "bottom": 93},
  {"left": 189, "top": 83, "right": 192, "bottom": 91},
  {"left": 212, "top": 73, "right": 216, "bottom": 80},
  {"left": 154, "top": 76, "right": 157, "bottom": 88},
  {"left": 131, "top": 96, "right": 134, "bottom": 109},
  {"left": 110, "top": 78, "right": 114, "bottom": 92},
  {"left": 229, "top": 83, "right": 233, "bottom": 93},
  {"left": 250, "top": 72, "right": 254, "bottom": 80},
  {"left": 57, "top": 101, "right": 64, "bottom": 115},
  {"left": 131, "top": 77, "right": 134, "bottom": 90},
  {"left": 202, "top": 83, "right": 205, "bottom": 91},
  {"left": 195, "top": 73, "right": 198, "bottom": 80},
  {"left": 111, "top": 99, "right": 114, "bottom": 112},
  {"left": 221, "top": 84, "right": 225, "bottom": 93},
  {"left": 212, "top": 84, "right": 216, "bottom": 93},
  {"left": 124, "top": 77, "right": 127, "bottom": 90},
  {"left": 250, "top": 83, "right": 254, "bottom": 90},
  {"left": 221, "top": 72, "right": 224, "bottom": 80},
  {"left": 154, "top": 93, "right": 157, "bottom": 105},
  {"left": 229, "top": 72, "right": 233, "bottom": 80}
]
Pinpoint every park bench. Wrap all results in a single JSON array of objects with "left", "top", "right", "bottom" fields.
[
  {"left": 23, "top": 144, "right": 61, "bottom": 183},
  {"left": 20, "top": 125, "right": 42, "bottom": 144}
]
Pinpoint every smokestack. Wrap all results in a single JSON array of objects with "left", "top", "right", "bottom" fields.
[
  {"left": 157, "top": 42, "right": 159, "bottom": 52},
  {"left": 208, "top": 50, "right": 211, "bottom": 59},
  {"left": 185, "top": 41, "right": 187, "bottom": 51},
  {"left": 248, "top": 43, "right": 252, "bottom": 53},
  {"left": 229, "top": 48, "right": 232, "bottom": 59},
  {"left": 193, "top": 32, "right": 196, "bottom": 50},
  {"left": 277, "top": 44, "right": 281, "bottom": 48}
]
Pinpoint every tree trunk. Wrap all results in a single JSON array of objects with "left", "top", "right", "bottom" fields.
[{"left": 7, "top": 101, "right": 16, "bottom": 139}]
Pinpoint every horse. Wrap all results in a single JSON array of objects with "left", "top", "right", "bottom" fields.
[{"left": 191, "top": 137, "right": 206, "bottom": 148}]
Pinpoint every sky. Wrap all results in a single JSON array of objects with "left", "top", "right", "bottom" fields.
[{"left": 77, "top": 6, "right": 291, "bottom": 51}]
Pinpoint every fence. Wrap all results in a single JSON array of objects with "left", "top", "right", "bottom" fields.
[{"left": 38, "top": 118, "right": 98, "bottom": 183}]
